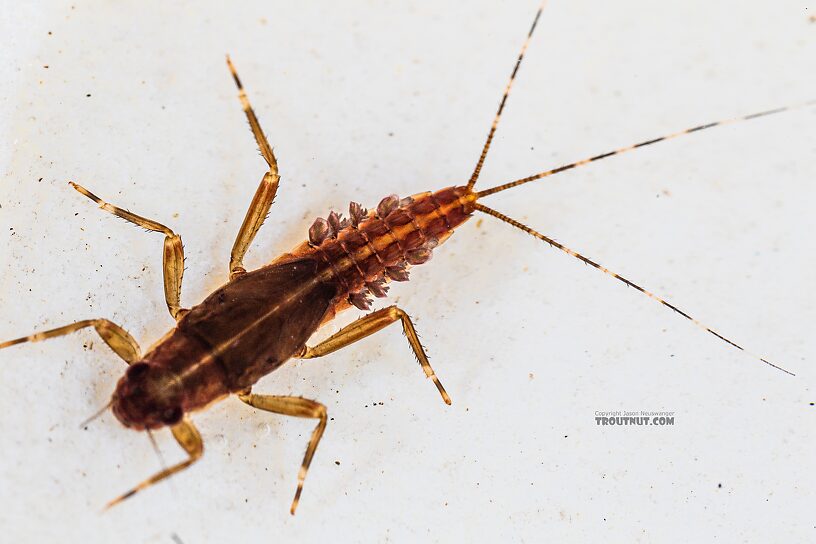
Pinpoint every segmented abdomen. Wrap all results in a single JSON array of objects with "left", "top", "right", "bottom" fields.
[{"left": 300, "top": 185, "right": 475, "bottom": 310}]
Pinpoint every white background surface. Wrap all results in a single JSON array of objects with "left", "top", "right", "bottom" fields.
[{"left": 1, "top": 1, "right": 814, "bottom": 542}]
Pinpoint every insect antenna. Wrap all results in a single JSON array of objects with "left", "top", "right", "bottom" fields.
[
  {"left": 466, "top": 0, "right": 548, "bottom": 191},
  {"left": 78, "top": 399, "right": 113, "bottom": 429},
  {"left": 474, "top": 202, "right": 795, "bottom": 376},
  {"left": 146, "top": 429, "right": 169, "bottom": 475},
  {"left": 475, "top": 99, "right": 815, "bottom": 198}
]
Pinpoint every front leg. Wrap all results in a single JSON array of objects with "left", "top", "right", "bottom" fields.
[
  {"left": 105, "top": 418, "right": 203, "bottom": 509},
  {"left": 0, "top": 318, "right": 140, "bottom": 364},
  {"left": 298, "top": 305, "right": 451, "bottom": 405},
  {"left": 238, "top": 391, "right": 327, "bottom": 515}
]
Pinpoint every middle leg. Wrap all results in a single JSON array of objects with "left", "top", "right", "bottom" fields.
[
  {"left": 237, "top": 391, "right": 327, "bottom": 515},
  {"left": 70, "top": 182, "right": 187, "bottom": 320}
]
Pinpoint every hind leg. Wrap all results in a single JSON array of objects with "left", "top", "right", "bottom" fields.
[
  {"left": 298, "top": 305, "right": 451, "bottom": 405},
  {"left": 226, "top": 57, "right": 280, "bottom": 279},
  {"left": 70, "top": 182, "right": 187, "bottom": 320},
  {"left": 0, "top": 318, "right": 140, "bottom": 363}
]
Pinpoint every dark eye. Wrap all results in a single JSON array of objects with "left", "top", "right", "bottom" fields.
[
  {"left": 126, "top": 362, "right": 149, "bottom": 380},
  {"left": 160, "top": 406, "right": 183, "bottom": 425}
]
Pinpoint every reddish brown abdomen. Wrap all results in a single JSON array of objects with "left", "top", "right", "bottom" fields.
[{"left": 288, "top": 185, "right": 475, "bottom": 310}]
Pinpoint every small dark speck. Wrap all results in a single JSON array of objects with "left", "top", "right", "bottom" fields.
[
  {"left": 388, "top": 132, "right": 394, "bottom": 137},
  {"left": 335, "top": 461, "right": 340, "bottom": 466},
  {"left": 717, "top": 483, "right": 722, "bottom": 488},
  {"left": 86, "top": 93, "right": 91, "bottom": 97},
  {"left": 564, "top": 435, "right": 568, "bottom": 438},
  {"left": 810, "top": 402, "right": 814, "bottom": 406},
  {"left": 38, "top": 177, "right": 43, "bottom": 182},
  {"left": 48, "top": 31, "right": 53, "bottom": 35},
  {"left": 43, "top": 65, "right": 49, "bottom": 69}
]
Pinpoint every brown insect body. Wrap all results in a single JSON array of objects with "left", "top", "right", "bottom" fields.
[
  {"left": 112, "top": 186, "right": 475, "bottom": 431},
  {"left": 3, "top": 2, "right": 806, "bottom": 513}
]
